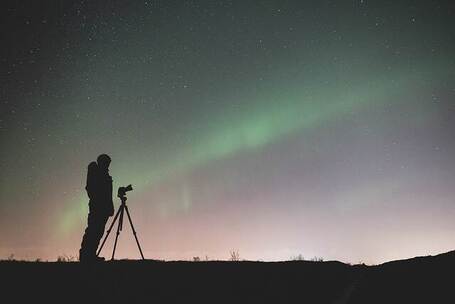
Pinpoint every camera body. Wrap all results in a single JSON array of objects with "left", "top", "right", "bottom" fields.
[{"left": 118, "top": 184, "right": 133, "bottom": 198}]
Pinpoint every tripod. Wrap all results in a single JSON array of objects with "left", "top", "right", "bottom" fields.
[{"left": 97, "top": 194, "right": 145, "bottom": 260}]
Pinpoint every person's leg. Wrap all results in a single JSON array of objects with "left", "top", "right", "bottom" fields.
[
  {"left": 93, "top": 214, "right": 109, "bottom": 256},
  {"left": 79, "top": 211, "right": 97, "bottom": 261}
]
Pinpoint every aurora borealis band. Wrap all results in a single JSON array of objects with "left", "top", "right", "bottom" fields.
[{"left": 1, "top": 1, "right": 455, "bottom": 263}]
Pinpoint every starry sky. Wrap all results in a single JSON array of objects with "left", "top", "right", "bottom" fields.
[{"left": 1, "top": 1, "right": 454, "bottom": 264}]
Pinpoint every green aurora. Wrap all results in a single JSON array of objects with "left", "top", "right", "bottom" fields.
[{"left": 58, "top": 65, "right": 444, "bottom": 236}]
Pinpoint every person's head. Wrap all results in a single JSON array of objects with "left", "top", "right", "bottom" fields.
[{"left": 97, "top": 154, "right": 111, "bottom": 171}]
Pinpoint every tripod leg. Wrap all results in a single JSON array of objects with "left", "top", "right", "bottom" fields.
[
  {"left": 119, "top": 206, "right": 124, "bottom": 231},
  {"left": 97, "top": 206, "right": 122, "bottom": 257},
  {"left": 111, "top": 206, "right": 124, "bottom": 260},
  {"left": 124, "top": 205, "right": 145, "bottom": 260}
]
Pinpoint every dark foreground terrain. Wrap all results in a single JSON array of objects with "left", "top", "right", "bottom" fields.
[{"left": 1, "top": 251, "right": 454, "bottom": 304}]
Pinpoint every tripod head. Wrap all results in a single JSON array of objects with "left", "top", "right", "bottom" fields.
[{"left": 117, "top": 184, "right": 133, "bottom": 203}]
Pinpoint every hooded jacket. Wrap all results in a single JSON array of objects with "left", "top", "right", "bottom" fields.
[{"left": 85, "top": 161, "right": 114, "bottom": 216}]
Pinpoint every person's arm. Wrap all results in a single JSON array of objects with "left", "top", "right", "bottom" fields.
[{"left": 107, "top": 175, "right": 114, "bottom": 216}]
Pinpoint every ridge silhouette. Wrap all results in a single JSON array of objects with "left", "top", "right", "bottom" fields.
[{"left": 2, "top": 251, "right": 454, "bottom": 303}]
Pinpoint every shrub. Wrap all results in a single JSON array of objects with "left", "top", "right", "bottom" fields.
[
  {"left": 57, "top": 254, "right": 76, "bottom": 262},
  {"left": 290, "top": 254, "right": 305, "bottom": 261},
  {"left": 311, "top": 256, "right": 324, "bottom": 262},
  {"left": 229, "top": 250, "right": 240, "bottom": 261}
]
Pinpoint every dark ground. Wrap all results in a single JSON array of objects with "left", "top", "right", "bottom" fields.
[{"left": 1, "top": 251, "right": 454, "bottom": 304}]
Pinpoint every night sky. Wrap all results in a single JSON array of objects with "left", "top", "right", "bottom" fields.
[{"left": 1, "top": 1, "right": 454, "bottom": 263}]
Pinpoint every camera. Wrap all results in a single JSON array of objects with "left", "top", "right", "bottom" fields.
[{"left": 118, "top": 184, "right": 133, "bottom": 198}]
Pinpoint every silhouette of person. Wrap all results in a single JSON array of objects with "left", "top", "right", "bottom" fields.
[{"left": 79, "top": 154, "right": 114, "bottom": 262}]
